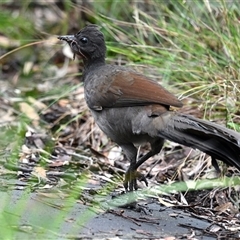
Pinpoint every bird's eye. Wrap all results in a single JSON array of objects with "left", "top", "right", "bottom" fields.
[{"left": 80, "top": 37, "right": 88, "bottom": 44}]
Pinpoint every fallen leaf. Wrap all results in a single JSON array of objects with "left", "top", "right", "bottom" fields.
[
  {"left": 19, "top": 102, "right": 40, "bottom": 121},
  {"left": 32, "top": 166, "right": 47, "bottom": 179}
]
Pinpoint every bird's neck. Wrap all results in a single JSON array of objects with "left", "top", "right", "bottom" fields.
[
  {"left": 83, "top": 57, "right": 105, "bottom": 72},
  {"left": 82, "top": 57, "right": 105, "bottom": 81}
]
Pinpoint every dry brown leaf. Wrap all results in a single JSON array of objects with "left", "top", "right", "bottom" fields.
[
  {"left": 158, "top": 197, "right": 175, "bottom": 207},
  {"left": 32, "top": 166, "right": 47, "bottom": 179},
  {"left": 48, "top": 159, "right": 70, "bottom": 167},
  {"left": 58, "top": 99, "right": 70, "bottom": 107},
  {"left": 28, "top": 96, "right": 47, "bottom": 110},
  {"left": 214, "top": 202, "right": 234, "bottom": 213},
  {"left": 19, "top": 102, "right": 40, "bottom": 121}
]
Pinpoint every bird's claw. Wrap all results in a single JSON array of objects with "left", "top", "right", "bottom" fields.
[{"left": 124, "top": 170, "right": 148, "bottom": 191}]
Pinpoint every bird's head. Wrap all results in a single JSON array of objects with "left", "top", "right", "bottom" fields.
[{"left": 58, "top": 25, "right": 106, "bottom": 63}]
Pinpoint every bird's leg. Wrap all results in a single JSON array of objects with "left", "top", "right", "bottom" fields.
[
  {"left": 122, "top": 139, "right": 164, "bottom": 191},
  {"left": 124, "top": 163, "right": 138, "bottom": 191},
  {"left": 125, "top": 146, "right": 147, "bottom": 191},
  {"left": 126, "top": 150, "right": 159, "bottom": 191},
  {"left": 121, "top": 144, "right": 138, "bottom": 191},
  {"left": 211, "top": 157, "right": 221, "bottom": 174},
  {"left": 123, "top": 150, "right": 155, "bottom": 192},
  {"left": 135, "top": 138, "right": 164, "bottom": 184}
]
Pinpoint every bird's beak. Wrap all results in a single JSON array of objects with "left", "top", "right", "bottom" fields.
[
  {"left": 58, "top": 34, "right": 86, "bottom": 60},
  {"left": 58, "top": 35, "right": 75, "bottom": 43},
  {"left": 58, "top": 35, "right": 78, "bottom": 59}
]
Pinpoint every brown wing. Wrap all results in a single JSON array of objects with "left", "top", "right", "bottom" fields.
[
  {"left": 103, "top": 70, "right": 183, "bottom": 108},
  {"left": 87, "top": 69, "right": 183, "bottom": 110}
]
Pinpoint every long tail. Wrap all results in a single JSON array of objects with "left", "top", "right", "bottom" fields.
[{"left": 160, "top": 113, "right": 240, "bottom": 170}]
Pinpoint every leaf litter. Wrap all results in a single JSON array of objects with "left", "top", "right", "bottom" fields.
[
  {"left": 1, "top": 68, "right": 239, "bottom": 238},
  {"left": 0, "top": 3, "right": 239, "bottom": 238}
]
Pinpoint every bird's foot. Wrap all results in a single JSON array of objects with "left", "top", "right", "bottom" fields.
[
  {"left": 123, "top": 169, "right": 148, "bottom": 191},
  {"left": 123, "top": 168, "right": 138, "bottom": 191}
]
